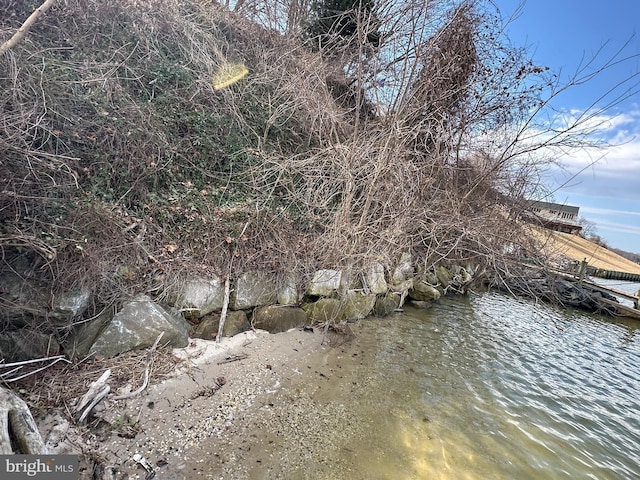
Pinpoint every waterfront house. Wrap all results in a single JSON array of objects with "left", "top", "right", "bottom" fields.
[{"left": 525, "top": 200, "right": 582, "bottom": 234}]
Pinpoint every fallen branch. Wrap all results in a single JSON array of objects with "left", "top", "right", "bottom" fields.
[
  {"left": 216, "top": 276, "right": 231, "bottom": 344},
  {"left": 0, "top": 0, "right": 58, "bottom": 56},
  {"left": 77, "top": 386, "right": 110, "bottom": 424},
  {"left": 217, "top": 221, "right": 248, "bottom": 344},
  {"left": 0, "top": 387, "right": 47, "bottom": 454}
]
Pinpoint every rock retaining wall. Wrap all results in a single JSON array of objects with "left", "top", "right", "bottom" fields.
[{"left": 1, "top": 257, "right": 477, "bottom": 361}]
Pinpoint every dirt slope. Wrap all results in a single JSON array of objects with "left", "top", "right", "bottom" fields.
[{"left": 542, "top": 231, "right": 640, "bottom": 274}]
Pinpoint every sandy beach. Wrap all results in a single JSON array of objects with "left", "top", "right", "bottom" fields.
[{"left": 43, "top": 327, "right": 362, "bottom": 479}]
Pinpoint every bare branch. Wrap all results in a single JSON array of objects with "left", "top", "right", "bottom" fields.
[{"left": 0, "top": 0, "right": 58, "bottom": 56}]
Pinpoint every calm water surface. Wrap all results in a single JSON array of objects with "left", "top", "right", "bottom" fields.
[{"left": 287, "top": 292, "right": 640, "bottom": 479}]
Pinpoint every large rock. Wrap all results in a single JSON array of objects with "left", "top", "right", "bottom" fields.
[
  {"left": 232, "top": 271, "right": 278, "bottom": 310},
  {"left": 409, "top": 280, "right": 441, "bottom": 301},
  {"left": 302, "top": 298, "right": 342, "bottom": 323},
  {"left": 277, "top": 275, "right": 298, "bottom": 305},
  {"left": 435, "top": 266, "right": 453, "bottom": 289},
  {"left": 365, "top": 262, "right": 388, "bottom": 295},
  {"left": 340, "top": 291, "right": 376, "bottom": 321},
  {"left": 306, "top": 270, "right": 342, "bottom": 297},
  {"left": 0, "top": 330, "right": 60, "bottom": 363},
  {"left": 373, "top": 295, "right": 399, "bottom": 316},
  {"left": 0, "top": 274, "right": 48, "bottom": 328},
  {"left": 252, "top": 306, "right": 308, "bottom": 333},
  {"left": 450, "top": 264, "right": 473, "bottom": 287},
  {"left": 391, "top": 252, "right": 413, "bottom": 284},
  {"left": 0, "top": 259, "right": 91, "bottom": 328},
  {"left": 172, "top": 276, "right": 225, "bottom": 318},
  {"left": 422, "top": 270, "right": 439, "bottom": 287},
  {"left": 193, "top": 311, "right": 250, "bottom": 340},
  {"left": 49, "top": 288, "right": 92, "bottom": 325},
  {"left": 61, "top": 306, "right": 114, "bottom": 360},
  {"left": 89, "top": 295, "right": 189, "bottom": 358}
]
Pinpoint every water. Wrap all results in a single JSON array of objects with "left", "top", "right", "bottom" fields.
[
  {"left": 590, "top": 278, "right": 639, "bottom": 308},
  {"left": 268, "top": 292, "right": 640, "bottom": 479}
]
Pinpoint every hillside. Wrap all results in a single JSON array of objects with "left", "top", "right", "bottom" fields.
[
  {"left": 543, "top": 231, "right": 640, "bottom": 275},
  {"left": 1, "top": 0, "right": 550, "bottom": 308},
  {"left": 2, "top": 0, "right": 620, "bottom": 326}
]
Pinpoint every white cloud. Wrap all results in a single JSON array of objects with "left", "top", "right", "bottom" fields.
[
  {"left": 561, "top": 109, "right": 639, "bottom": 135},
  {"left": 592, "top": 219, "right": 640, "bottom": 236},
  {"left": 550, "top": 107, "right": 640, "bottom": 178},
  {"left": 580, "top": 206, "right": 640, "bottom": 217}
]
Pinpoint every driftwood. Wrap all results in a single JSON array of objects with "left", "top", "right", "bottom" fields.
[
  {"left": 0, "top": 387, "right": 47, "bottom": 454},
  {"left": 74, "top": 332, "right": 166, "bottom": 422},
  {"left": 74, "top": 369, "right": 111, "bottom": 423},
  {"left": 503, "top": 275, "right": 619, "bottom": 316},
  {"left": 217, "top": 221, "right": 249, "bottom": 343}
]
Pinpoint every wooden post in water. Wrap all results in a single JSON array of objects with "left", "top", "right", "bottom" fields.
[{"left": 578, "top": 258, "right": 588, "bottom": 286}]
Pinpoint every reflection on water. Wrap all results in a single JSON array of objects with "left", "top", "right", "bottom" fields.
[{"left": 293, "top": 293, "right": 640, "bottom": 479}]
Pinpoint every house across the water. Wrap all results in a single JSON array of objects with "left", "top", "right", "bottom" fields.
[{"left": 526, "top": 200, "right": 582, "bottom": 234}]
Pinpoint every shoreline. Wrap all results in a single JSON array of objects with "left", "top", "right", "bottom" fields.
[{"left": 42, "top": 327, "right": 343, "bottom": 479}]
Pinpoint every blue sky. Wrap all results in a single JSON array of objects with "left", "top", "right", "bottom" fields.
[{"left": 492, "top": 0, "right": 640, "bottom": 253}]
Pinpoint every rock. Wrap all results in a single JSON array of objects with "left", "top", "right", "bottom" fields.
[
  {"left": 373, "top": 295, "right": 399, "bottom": 316},
  {"left": 422, "top": 271, "right": 439, "bottom": 286},
  {"left": 409, "top": 280, "right": 441, "bottom": 301},
  {"left": 61, "top": 306, "right": 114, "bottom": 360},
  {"left": 252, "top": 306, "right": 308, "bottom": 333},
  {"left": 49, "top": 288, "right": 92, "bottom": 325},
  {"left": 365, "top": 262, "right": 388, "bottom": 295},
  {"left": 175, "top": 275, "right": 224, "bottom": 318},
  {"left": 89, "top": 295, "right": 189, "bottom": 358},
  {"left": 0, "top": 270, "right": 47, "bottom": 328},
  {"left": 391, "top": 252, "right": 413, "bottom": 283},
  {"left": 435, "top": 266, "right": 453, "bottom": 289},
  {"left": 302, "top": 298, "right": 342, "bottom": 323},
  {"left": 340, "top": 291, "right": 376, "bottom": 322},
  {"left": 277, "top": 275, "right": 298, "bottom": 305},
  {"left": 463, "top": 269, "right": 473, "bottom": 284},
  {"left": 408, "top": 300, "right": 434, "bottom": 309},
  {"left": 193, "top": 311, "right": 250, "bottom": 340},
  {"left": 0, "top": 330, "right": 60, "bottom": 363},
  {"left": 306, "top": 270, "right": 342, "bottom": 297},
  {"left": 172, "top": 276, "right": 225, "bottom": 318},
  {"left": 447, "top": 264, "right": 473, "bottom": 291},
  {"left": 232, "top": 271, "right": 278, "bottom": 310}
]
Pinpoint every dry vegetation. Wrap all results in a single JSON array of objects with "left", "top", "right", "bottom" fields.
[
  {"left": 542, "top": 231, "right": 640, "bottom": 274},
  {"left": 1, "top": 0, "right": 638, "bottom": 339}
]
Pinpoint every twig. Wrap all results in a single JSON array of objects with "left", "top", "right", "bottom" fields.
[
  {"left": 111, "top": 331, "right": 165, "bottom": 400},
  {"left": 0, "top": 355, "right": 71, "bottom": 383},
  {"left": 216, "top": 353, "right": 249, "bottom": 365}
]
